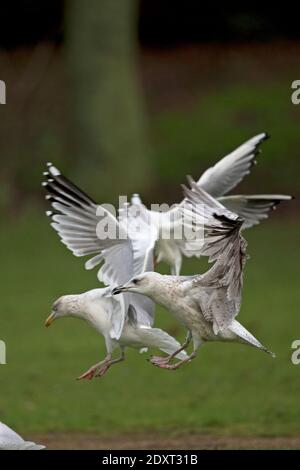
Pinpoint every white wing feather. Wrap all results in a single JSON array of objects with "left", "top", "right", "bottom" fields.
[
  {"left": 197, "top": 133, "right": 268, "bottom": 197},
  {"left": 43, "top": 166, "right": 156, "bottom": 333},
  {"left": 219, "top": 194, "right": 292, "bottom": 229}
]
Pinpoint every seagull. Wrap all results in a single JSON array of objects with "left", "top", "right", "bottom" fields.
[
  {"left": 43, "top": 132, "right": 291, "bottom": 277},
  {"left": 45, "top": 288, "right": 188, "bottom": 379},
  {"left": 0, "top": 422, "right": 45, "bottom": 450},
  {"left": 42, "top": 169, "right": 187, "bottom": 379},
  {"left": 112, "top": 181, "right": 280, "bottom": 370},
  {"left": 129, "top": 133, "right": 291, "bottom": 274}
]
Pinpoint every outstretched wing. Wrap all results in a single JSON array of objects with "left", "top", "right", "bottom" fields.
[
  {"left": 149, "top": 133, "right": 268, "bottom": 275},
  {"left": 181, "top": 181, "right": 247, "bottom": 334},
  {"left": 43, "top": 164, "right": 133, "bottom": 286},
  {"left": 197, "top": 133, "right": 268, "bottom": 197},
  {"left": 43, "top": 165, "right": 156, "bottom": 332},
  {"left": 219, "top": 194, "right": 292, "bottom": 229},
  {"left": 43, "top": 164, "right": 134, "bottom": 338}
]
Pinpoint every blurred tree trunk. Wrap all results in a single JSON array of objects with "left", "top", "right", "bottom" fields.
[{"left": 66, "top": 0, "right": 152, "bottom": 200}]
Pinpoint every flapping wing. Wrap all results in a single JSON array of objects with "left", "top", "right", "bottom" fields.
[
  {"left": 150, "top": 133, "right": 267, "bottom": 273},
  {"left": 197, "top": 133, "right": 268, "bottom": 197},
  {"left": 181, "top": 180, "right": 247, "bottom": 334},
  {"left": 43, "top": 164, "right": 133, "bottom": 286},
  {"left": 42, "top": 164, "right": 134, "bottom": 338},
  {"left": 43, "top": 165, "right": 156, "bottom": 331},
  {"left": 219, "top": 194, "right": 292, "bottom": 229}
]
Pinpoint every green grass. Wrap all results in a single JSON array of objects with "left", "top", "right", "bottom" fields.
[{"left": 0, "top": 211, "right": 299, "bottom": 436}]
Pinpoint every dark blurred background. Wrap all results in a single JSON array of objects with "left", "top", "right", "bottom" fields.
[{"left": 0, "top": 0, "right": 299, "bottom": 211}]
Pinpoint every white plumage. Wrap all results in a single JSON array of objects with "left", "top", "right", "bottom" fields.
[
  {"left": 0, "top": 422, "right": 45, "bottom": 450},
  {"left": 46, "top": 288, "right": 188, "bottom": 380},
  {"left": 130, "top": 133, "right": 291, "bottom": 274},
  {"left": 43, "top": 167, "right": 188, "bottom": 379},
  {"left": 42, "top": 133, "right": 291, "bottom": 375}
]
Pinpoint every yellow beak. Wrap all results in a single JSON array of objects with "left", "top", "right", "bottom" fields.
[{"left": 45, "top": 312, "right": 56, "bottom": 327}]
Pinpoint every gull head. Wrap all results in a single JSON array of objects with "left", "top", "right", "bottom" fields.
[
  {"left": 112, "top": 272, "right": 162, "bottom": 297},
  {"left": 45, "top": 295, "right": 80, "bottom": 327}
]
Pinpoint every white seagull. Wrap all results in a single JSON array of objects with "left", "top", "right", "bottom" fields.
[
  {"left": 43, "top": 133, "right": 291, "bottom": 278},
  {"left": 129, "top": 133, "right": 291, "bottom": 274},
  {"left": 112, "top": 182, "right": 278, "bottom": 370},
  {"left": 45, "top": 288, "right": 188, "bottom": 380},
  {"left": 43, "top": 170, "right": 187, "bottom": 379},
  {"left": 0, "top": 422, "right": 45, "bottom": 450}
]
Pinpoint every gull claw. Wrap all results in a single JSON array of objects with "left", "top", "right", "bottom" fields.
[
  {"left": 77, "top": 368, "right": 97, "bottom": 381},
  {"left": 152, "top": 362, "right": 183, "bottom": 371},
  {"left": 94, "top": 364, "right": 110, "bottom": 378},
  {"left": 149, "top": 355, "right": 171, "bottom": 367}
]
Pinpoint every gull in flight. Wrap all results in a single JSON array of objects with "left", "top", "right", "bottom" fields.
[
  {"left": 43, "top": 133, "right": 291, "bottom": 279},
  {"left": 0, "top": 421, "right": 45, "bottom": 450},
  {"left": 112, "top": 181, "right": 282, "bottom": 370},
  {"left": 43, "top": 171, "right": 188, "bottom": 380},
  {"left": 45, "top": 288, "right": 188, "bottom": 380},
  {"left": 42, "top": 133, "right": 291, "bottom": 376},
  {"left": 129, "top": 133, "right": 291, "bottom": 274}
]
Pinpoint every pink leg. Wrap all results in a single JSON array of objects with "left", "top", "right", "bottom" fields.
[
  {"left": 150, "top": 355, "right": 171, "bottom": 366},
  {"left": 154, "top": 351, "right": 197, "bottom": 371},
  {"left": 77, "top": 355, "right": 111, "bottom": 381},
  {"left": 77, "top": 351, "right": 125, "bottom": 381},
  {"left": 149, "top": 331, "right": 192, "bottom": 368},
  {"left": 94, "top": 352, "right": 125, "bottom": 378}
]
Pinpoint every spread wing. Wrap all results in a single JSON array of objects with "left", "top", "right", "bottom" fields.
[
  {"left": 43, "top": 164, "right": 156, "bottom": 333},
  {"left": 219, "top": 194, "right": 292, "bottom": 229},
  {"left": 43, "top": 165, "right": 133, "bottom": 286},
  {"left": 181, "top": 181, "right": 247, "bottom": 334},
  {"left": 197, "top": 133, "right": 268, "bottom": 197},
  {"left": 149, "top": 133, "right": 268, "bottom": 274}
]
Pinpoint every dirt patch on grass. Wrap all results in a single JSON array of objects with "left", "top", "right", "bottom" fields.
[{"left": 30, "top": 433, "right": 300, "bottom": 450}]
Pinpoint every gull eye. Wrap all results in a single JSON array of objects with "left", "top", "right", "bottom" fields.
[{"left": 132, "top": 279, "right": 139, "bottom": 285}]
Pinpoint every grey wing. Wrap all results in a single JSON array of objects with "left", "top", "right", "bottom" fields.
[
  {"left": 43, "top": 165, "right": 134, "bottom": 339},
  {"left": 218, "top": 194, "right": 292, "bottom": 229},
  {"left": 181, "top": 181, "right": 247, "bottom": 334},
  {"left": 197, "top": 133, "right": 268, "bottom": 197}
]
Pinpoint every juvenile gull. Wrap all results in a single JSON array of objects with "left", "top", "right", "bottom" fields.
[
  {"left": 43, "top": 169, "right": 187, "bottom": 379},
  {"left": 112, "top": 183, "right": 277, "bottom": 370},
  {"left": 0, "top": 422, "right": 45, "bottom": 450}
]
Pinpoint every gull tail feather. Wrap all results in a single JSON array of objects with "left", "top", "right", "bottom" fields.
[
  {"left": 138, "top": 327, "right": 188, "bottom": 360},
  {"left": 229, "top": 320, "right": 275, "bottom": 357}
]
